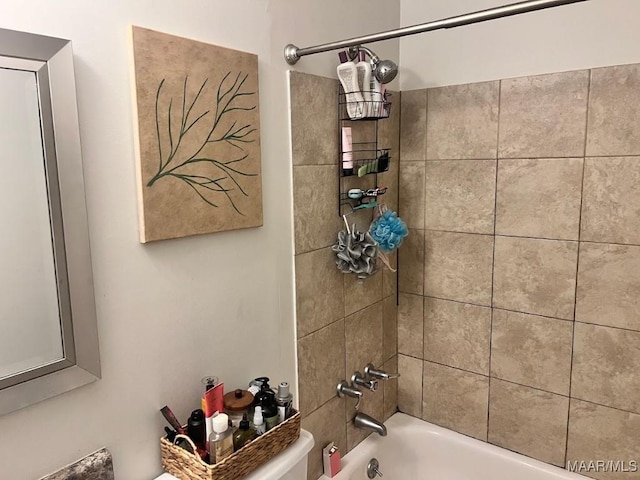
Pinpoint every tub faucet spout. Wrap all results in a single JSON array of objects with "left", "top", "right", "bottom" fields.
[{"left": 354, "top": 412, "right": 387, "bottom": 436}]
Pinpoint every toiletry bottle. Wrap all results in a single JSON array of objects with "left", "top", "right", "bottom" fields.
[
  {"left": 248, "top": 376, "right": 270, "bottom": 397},
  {"left": 252, "top": 406, "right": 265, "bottom": 435},
  {"left": 187, "top": 409, "right": 206, "bottom": 451},
  {"left": 233, "top": 414, "right": 258, "bottom": 451},
  {"left": 209, "top": 413, "right": 234, "bottom": 464},
  {"left": 337, "top": 61, "right": 364, "bottom": 119},
  {"left": 255, "top": 381, "right": 279, "bottom": 431},
  {"left": 355, "top": 52, "right": 372, "bottom": 117},
  {"left": 341, "top": 127, "right": 354, "bottom": 176},
  {"left": 276, "top": 382, "right": 293, "bottom": 423}
]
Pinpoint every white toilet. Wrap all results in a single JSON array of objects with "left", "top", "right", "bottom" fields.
[{"left": 155, "top": 428, "right": 314, "bottom": 480}]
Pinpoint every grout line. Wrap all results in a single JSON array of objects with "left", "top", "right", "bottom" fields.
[
  {"left": 574, "top": 320, "right": 640, "bottom": 335},
  {"left": 421, "top": 153, "right": 640, "bottom": 161}
]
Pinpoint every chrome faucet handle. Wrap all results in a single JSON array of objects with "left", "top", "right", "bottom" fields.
[
  {"left": 337, "top": 380, "right": 363, "bottom": 410},
  {"left": 364, "top": 363, "right": 400, "bottom": 381},
  {"left": 352, "top": 371, "right": 378, "bottom": 392}
]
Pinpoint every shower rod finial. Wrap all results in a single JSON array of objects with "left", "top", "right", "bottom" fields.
[{"left": 284, "top": 44, "right": 300, "bottom": 65}]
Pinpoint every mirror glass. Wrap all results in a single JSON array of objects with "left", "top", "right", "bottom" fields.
[
  {"left": 0, "top": 67, "right": 64, "bottom": 379},
  {"left": 0, "top": 28, "right": 100, "bottom": 416}
]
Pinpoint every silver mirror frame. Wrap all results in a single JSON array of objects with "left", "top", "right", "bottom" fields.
[{"left": 0, "top": 28, "right": 100, "bottom": 415}]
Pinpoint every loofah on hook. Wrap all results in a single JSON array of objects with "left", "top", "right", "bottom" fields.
[
  {"left": 369, "top": 210, "right": 409, "bottom": 253},
  {"left": 332, "top": 225, "right": 379, "bottom": 280}
]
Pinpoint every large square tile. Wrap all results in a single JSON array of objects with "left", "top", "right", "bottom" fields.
[
  {"left": 301, "top": 397, "right": 347, "bottom": 480},
  {"left": 295, "top": 247, "right": 344, "bottom": 338},
  {"left": 576, "top": 243, "right": 640, "bottom": 331},
  {"left": 581, "top": 157, "right": 640, "bottom": 244},
  {"left": 293, "top": 165, "right": 341, "bottom": 254},
  {"left": 491, "top": 309, "right": 573, "bottom": 395},
  {"left": 290, "top": 71, "right": 338, "bottom": 166},
  {"left": 567, "top": 399, "right": 640, "bottom": 480},
  {"left": 493, "top": 236, "right": 578, "bottom": 319},
  {"left": 425, "top": 231, "right": 494, "bottom": 306},
  {"left": 426, "top": 81, "right": 499, "bottom": 160},
  {"left": 398, "top": 354, "right": 423, "bottom": 418},
  {"left": 423, "top": 361, "right": 489, "bottom": 441},
  {"left": 496, "top": 158, "right": 583, "bottom": 240},
  {"left": 587, "top": 64, "right": 640, "bottom": 156},
  {"left": 424, "top": 160, "right": 496, "bottom": 234},
  {"left": 398, "top": 293, "right": 424, "bottom": 358},
  {"left": 400, "top": 89, "right": 427, "bottom": 161},
  {"left": 399, "top": 161, "right": 425, "bottom": 229},
  {"left": 398, "top": 229, "right": 424, "bottom": 295},
  {"left": 498, "top": 70, "right": 589, "bottom": 158},
  {"left": 346, "top": 302, "right": 383, "bottom": 377},
  {"left": 488, "top": 379, "right": 569, "bottom": 467},
  {"left": 572, "top": 323, "right": 640, "bottom": 415},
  {"left": 297, "top": 320, "right": 345, "bottom": 416},
  {"left": 344, "top": 268, "right": 383, "bottom": 317},
  {"left": 423, "top": 298, "right": 491, "bottom": 375}
]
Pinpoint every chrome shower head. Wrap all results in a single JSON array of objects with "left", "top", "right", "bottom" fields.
[{"left": 347, "top": 45, "right": 398, "bottom": 85}]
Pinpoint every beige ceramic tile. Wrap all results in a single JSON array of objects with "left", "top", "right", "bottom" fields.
[
  {"left": 576, "top": 243, "right": 640, "bottom": 331},
  {"left": 400, "top": 89, "right": 427, "bottom": 161},
  {"left": 290, "top": 71, "right": 338, "bottom": 166},
  {"left": 398, "top": 354, "right": 423, "bottom": 418},
  {"left": 382, "top": 251, "right": 397, "bottom": 299},
  {"left": 498, "top": 70, "right": 589, "bottom": 158},
  {"left": 398, "top": 293, "right": 424, "bottom": 358},
  {"left": 399, "top": 162, "right": 425, "bottom": 229},
  {"left": 423, "top": 362, "right": 489, "bottom": 441},
  {"left": 581, "top": 157, "right": 640, "bottom": 245},
  {"left": 398, "top": 229, "right": 424, "bottom": 295},
  {"left": 344, "top": 268, "right": 383, "bottom": 317},
  {"left": 493, "top": 236, "right": 578, "bottom": 319},
  {"left": 301, "top": 397, "right": 346, "bottom": 480},
  {"left": 423, "top": 298, "right": 491, "bottom": 375},
  {"left": 424, "top": 160, "right": 496, "bottom": 234},
  {"left": 345, "top": 302, "right": 383, "bottom": 377},
  {"left": 295, "top": 248, "right": 344, "bottom": 338},
  {"left": 346, "top": 387, "right": 384, "bottom": 451},
  {"left": 587, "top": 64, "right": 640, "bottom": 157},
  {"left": 567, "top": 399, "right": 640, "bottom": 480},
  {"left": 496, "top": 158, "right": 584, "bottom": 240},
  {"left": 383, "top": 355, "right": 399, "bottom": 421},
  {"left": 293, "top": 165, "right": 341, "bottom": 254},
  {"left": 491, "top": 309, "right": 573, "bottom": 395},
  {"left": 426, "top": 81, "right": 499, "bottom": 160},
  {"left": 572, "top": 323, "right": 640, "bottom": 415},
  {"left": 297, "top": 319, "right": 345, "bottom": 416},
  {"left": 382, "top": 296, "right": 398, "bottom": 362},
  {"left": 488, "top": 379, "right": 569, "bottom": 467},
  {"left": 379, "top": 89, "right": 401, "bottom": 157},
  {"left": 425, "top": 231, "right": 494, "bottom": 306}
]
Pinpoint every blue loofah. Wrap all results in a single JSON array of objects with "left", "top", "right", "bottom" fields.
[{"left": 370, "top": 210, "right": 408, "bottom": 253}]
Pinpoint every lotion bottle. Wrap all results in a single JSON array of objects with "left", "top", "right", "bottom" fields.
[
  {"left": 355, "top": 55, "right": 372, "bottom": 117},
  {"left": 337, "top": 61, "right": 364, "bottom": 119},
  {"left": 209, "top": 413, "right": 234, "bottom": 464}
]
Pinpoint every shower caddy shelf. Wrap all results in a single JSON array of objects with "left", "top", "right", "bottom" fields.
[{"left": 338, "top": 86, "right": 392, "bottom": 216}]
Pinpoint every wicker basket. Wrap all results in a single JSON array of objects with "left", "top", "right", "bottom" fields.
[{"left": 160, "top": 409, "right": 301, "bottom": 480}]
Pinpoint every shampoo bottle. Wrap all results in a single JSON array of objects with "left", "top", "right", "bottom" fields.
[
  {"left": 209, "top": 413, "right": 234, "bottom": 464},
  {"left": 355, "top": 55, "right": 372, "bottom": 117},
  {"left": 337, "top": 61, "right": 364, "bottom": 119}
]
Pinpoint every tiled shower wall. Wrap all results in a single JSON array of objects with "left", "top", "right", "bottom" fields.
[
  {"left": 397, "top": 63, "right": 640, "bottom": 479},
  {"left": 289, "top": 71, "right": 400, "bottom": 480}
]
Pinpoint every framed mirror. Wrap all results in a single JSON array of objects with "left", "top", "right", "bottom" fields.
[{"left": 0, "top": 28, "right": 100, "bottom": 415}]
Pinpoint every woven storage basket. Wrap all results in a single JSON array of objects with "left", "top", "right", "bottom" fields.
[{"left": 160, "top": 409, "right": 301, "bottom": 480}]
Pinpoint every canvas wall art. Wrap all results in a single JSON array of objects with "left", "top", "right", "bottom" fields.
[{"left": 130, "top": 26, "right": 263, "bottom": 242}]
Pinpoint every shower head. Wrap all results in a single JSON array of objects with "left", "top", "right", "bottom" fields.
[{"left": 347, "top": 45, "right": 398, "bottom": 84}]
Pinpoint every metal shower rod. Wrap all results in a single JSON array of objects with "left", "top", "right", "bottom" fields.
[{"left": 284, "top": 0, "right": 589, "bottom": 65}]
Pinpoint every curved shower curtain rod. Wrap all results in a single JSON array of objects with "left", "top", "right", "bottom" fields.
[{"left": 284, "top": 0, "right": 589, "bottom": 65}]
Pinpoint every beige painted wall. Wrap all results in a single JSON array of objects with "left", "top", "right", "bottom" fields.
[
  {"left": 0, "top": 1, "right": 399, "bottom": 479},
  {"left": 400, "top": 0, "right": 640, "bottom": 89}
]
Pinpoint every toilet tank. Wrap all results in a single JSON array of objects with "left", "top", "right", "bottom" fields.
[{"left": 155, "top": 429, "right": 314, "bottom": 480}]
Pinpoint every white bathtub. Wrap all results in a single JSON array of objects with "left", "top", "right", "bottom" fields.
[{"left": 321, "top": 413, "right": 588, "bottom": 480}]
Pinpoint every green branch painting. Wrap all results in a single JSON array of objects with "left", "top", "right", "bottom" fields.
[{"left": 147, "top": 71, "right": 258, "bottom": 214}]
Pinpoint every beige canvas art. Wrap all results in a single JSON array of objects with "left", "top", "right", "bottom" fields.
[{"left": 130, "top": 27, "right": 263, "bottom": 242}]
